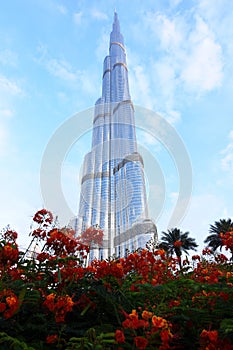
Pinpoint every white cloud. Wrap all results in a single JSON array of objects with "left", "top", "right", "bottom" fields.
[
  {"left": 195, "top": 0, "right": 233, "bottom": 86},
  {"left": 91, "top": 9, "right": 108, "bottom": 21},
  {"left": 0, "top": 76, "right": 22, "bottom": 95},
  {"left": 0, "top": 49, "right": 18, "bottom": 66},
  {"left": 128, "top": 51, "right": 154, "bottom": 110},
  {"left": 35, "top": 45, "right": 98, "bottom": 95},
  {"left": 0, "top": 76, "right": 22, "bottom": 158},
  {"left": 47, "top": 59, "right": 77, "bottom": 82},
  {"left": 0, "top": 109, "right": 14, "bottom": 118},
  {"left": 151, "top": 13, "right": 183, "bottom": 51},
  {"left": 131, "top": 64, "right": 153, "bottom": 108},
  {"left": 0, "top": 124, "right": 8, "bottom": 157},
  {"left": 151, "top": 60, "right": 181, "bottom": 123},
  {"left": 0, "top": 166, "right": 41, "bottom": 249},
  {"left": 57, "top": 4, "right": 67, "bottom": 15},
  {"left": 73, "top": 12, "right": 83, "bottom": 25},
  {"left": 57, "top": 91, "right": 69, "bottom": 103},
  {"left": 137, "top": 129, "right": 158, "bottom": 147},
  {"left": 180, "top": 16, "right": 223, "bottom": 92},
  {"left": 170, "top": 191, "right": 179, "bottom": 204},
  {"left": 95, "top": 32, "right": 109, "bottom": 62},
  {"left": 169, "top": 0, "right": 183, "bottom": 7},
  {"left": 221, "top": 130, "right": 233, "bottom": 171},
  {"left": 143, "top": 10, "right": 223, "bottom": 98},
  {"left": 165, "top": 110, "right": 181, "bottom": 124}
]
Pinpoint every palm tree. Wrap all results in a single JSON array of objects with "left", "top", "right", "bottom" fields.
[
  {"left": 159, "top": 228, "right": 198, "bottom": 270},
  {"left": 204, "top": 218, "right": 233, "bottom": 252}
]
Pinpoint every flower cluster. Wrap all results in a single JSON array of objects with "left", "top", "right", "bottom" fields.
[
  {"left": 0, "top": 243, "right": 19, "bottom": 266},
  {"left": 0, "top": 229, "right": 19, "bottom": 268},
  {"left": 0, "top": 289, "right": 19, "bottom": 319},
  {"left": 220, "top": 230, "right": 233, "bottom": 254},
  {"left": 199, "top": 329, "right": 219, "bottom": 349},
  {"left": 33, "top": 209, "right": 53, "bottom": 225},
  {"left": 79, "top": 226, "right": 104, "bottom": 247},
  {"left": 116, "top": 309, "right": 173, "bottom": 349},
  {"left": 43, "top": 293, "right": 74, "bottom": 323}
]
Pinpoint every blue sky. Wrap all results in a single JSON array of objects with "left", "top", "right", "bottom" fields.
[{"left": 0, "top": 0, "right": 233, "bottom": 252}]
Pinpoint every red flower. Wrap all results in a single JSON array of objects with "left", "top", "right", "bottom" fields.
[
  {"left": 1, "top": 243, "right": 19, "bottom": 265},
  {"left": 32, "top": 228, "right": 46, "bottom": 239},
  {"left": 169, "top": 299, "right": 180, "bottom": 308},
  {"left": 173, "top": 240, "right": 182, "bottom": 247},
  {"left": 33, "top": 209, "right": 53, "bottom": 224},
  {"left": 44, "top": 293, "right": 74, "bottom": 323},
  {"left": 79, "top": 227, "right": 104, "bottom": 247},
  {"left": 3, "top": 229, "right": 18, "bottom": 242},
  {"left": 115, "top": 330, "right": 125, "bottom": 343},
  {"left": 0, "top": 290, "right": 20, "bottom": 319},
  {"left": 160, "top": 329, "right": 173, "bottom": 344},
  {"left": 202, "top": 248, "right": 213, "bottom": 255},
  {"left": 122, "top": 310, "right": 149, "bottom": 330},
  {"left": 0, "top": 302, "right": 6, "bottom": 312},
  {"left": 192, "top": 255, "right": 200, "bottom": 261},
  {"left": 220, "top": 230, "right": 233, "bottom": 253},
  {"left": 46, "top": 334, "right": 58, "bottom": 344},
  {"left": 76, "top": 294, "right": 96, "bottom": 311},
  {"left": 37, "top": 252, "right": 49, "bottom": 262},
  {"left": 200, "top": 329, "right": 218, "bottom": 349},
  {"left": 134, "top": 336, "right": 148, "bottom": 350}
]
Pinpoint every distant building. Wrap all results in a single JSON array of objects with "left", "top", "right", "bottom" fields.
[{"left": 77, "top": 12, "right": 157, "bottom": 259}]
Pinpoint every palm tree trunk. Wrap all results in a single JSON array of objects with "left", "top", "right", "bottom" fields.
[{"left": 175, "top": 248, "right": 182, "bottom": 270}]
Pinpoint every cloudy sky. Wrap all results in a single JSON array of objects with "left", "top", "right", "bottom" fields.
[{"left": 0, "top": 0, "right": 232, "bottom": 251}]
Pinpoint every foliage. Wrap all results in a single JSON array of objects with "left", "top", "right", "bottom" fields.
[
  {"left": 0, "top": 210, "right": 233, "bottom": 349},
  {"left": 159, "top": 228, "right": 198, "bottom": 269},
  {"left": 204, "top": 218, "right": 233, "bottom": 253}
]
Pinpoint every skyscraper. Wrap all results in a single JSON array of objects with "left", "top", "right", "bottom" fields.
[{"left": 77, "top": 12, "right": 157, "bottom": 259}]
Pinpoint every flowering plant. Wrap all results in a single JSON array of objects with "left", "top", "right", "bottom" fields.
[{"left": 0, "top": 210, "right": 233, "bottom": 349}]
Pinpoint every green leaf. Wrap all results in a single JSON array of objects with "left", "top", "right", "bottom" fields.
[{"left": 220, "top": 318, "right": 233, "bottom": 334}]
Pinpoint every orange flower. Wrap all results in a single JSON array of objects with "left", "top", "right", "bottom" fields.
[
  {"left": 1, "top": 291, "right": 20, "bottom": 319},
  {"left": 129, "top": 309, "right": 138, "bottom": 319},
  {"left": 142, "top": 310, "right": 153, "bottom": 320},
  {"left": 6, "top": 296, "right": 17, "bottom": 307},
  {"left": 152, "top": 316, "right": 168, "bottom": 329},
  {"left": 122, "top": 309, "right": 149, "bottom": 330}
]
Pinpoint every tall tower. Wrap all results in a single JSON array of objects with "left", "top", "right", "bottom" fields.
[{"left": 78, "top": 12, "right": 157, "bottom": 259}]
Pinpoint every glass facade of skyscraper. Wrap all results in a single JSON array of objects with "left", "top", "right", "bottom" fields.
[{"left": 77, "top": 12, "right": 157, "bottom": 259}]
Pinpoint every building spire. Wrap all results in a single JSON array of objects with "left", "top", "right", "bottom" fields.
[
  {"left": 112, "top": 11, "right": 120, "bottom": 33},
  {"left": 110, "top": 10, "right": 124, "bottom": 45}
]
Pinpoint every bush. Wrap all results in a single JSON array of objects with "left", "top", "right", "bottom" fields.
[{"left": 0, "top": 210, "right": 233, "bottom": 349}]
